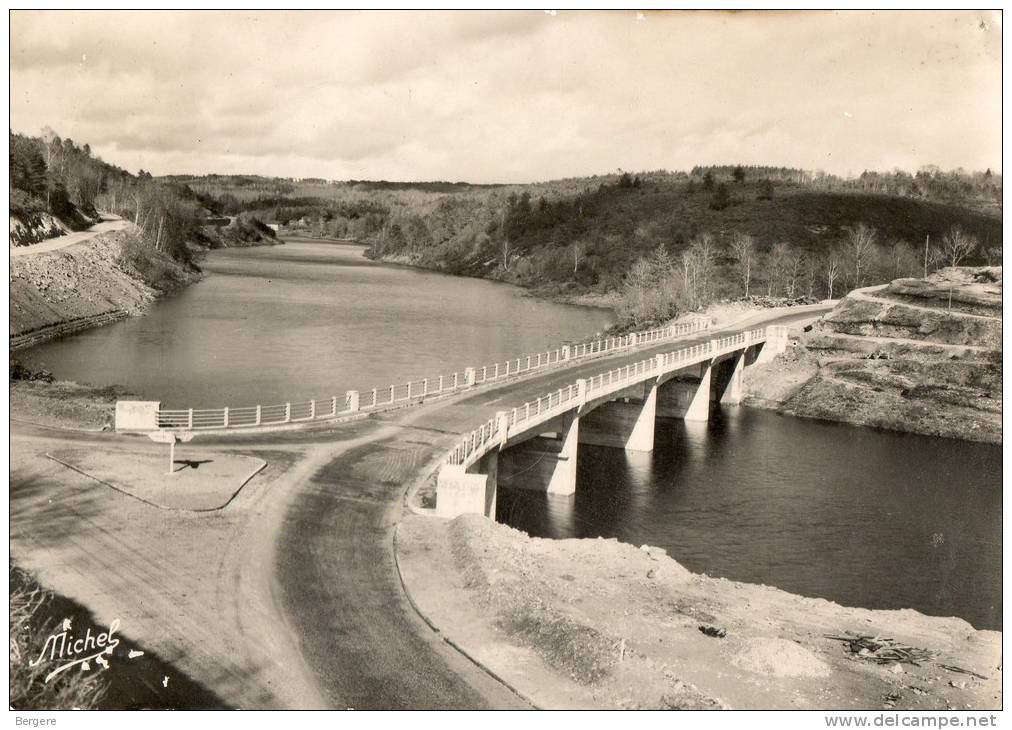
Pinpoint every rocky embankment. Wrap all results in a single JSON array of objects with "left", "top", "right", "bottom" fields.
[
  {"left": 9, "top": 225, "right": 200, "bottom": 350},
  {"left": 10, "top": 208, "right": 98, "bottom": 248},
  {"left": 398, "top": 514, "right": 1001, "bottom": 710},
  {"left": 744, "top": 267, "right": 1002, "bottom": 443}
]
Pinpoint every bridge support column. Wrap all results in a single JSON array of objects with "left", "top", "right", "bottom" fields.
[
  {"left": 499, "top": 412, "right": 579, "bottom": 496},
  {"left": 684, "top": 361, "right": 712, "bottom": 422},
  {"left": 578, "top": 381, "right": 657, "bottom": 452},
  {"left": 719, "top": 351, "right": 745, "bottom": 405},
  {"left": 435, "top": 451, "right": 497, "bottom": 520}
]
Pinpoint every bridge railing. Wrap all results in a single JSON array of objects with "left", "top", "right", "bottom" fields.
[
  {"left": 145, "top": 318, "right": 713, "bottom": 432},
  {"left": 446, "top": 327, "right": 771, "bottom": 467}
]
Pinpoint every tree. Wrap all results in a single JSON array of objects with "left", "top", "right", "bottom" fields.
[
  {"left": 823, "top": 250, "right": 842, "bottom": 300},
  {"left": 689, "top": 233, "right": 716, "bottom": 303},
  {"left": 757, "top": 179, "right": 774, "bottom": 200},
  {"left": 845, "top": 223, "right": 877, "bottom": 288},
  {"left": 887, "top": 238, "right": 919, "bottom": 279},
  {"left": 728, "top": 232, "right": 756, "bottom": 297},
  {"left": 785, "top": 253, "right": 805, "bottom": 297},
  {"left": 710, "top": 183, "right": 731, "bottom": 211},
  {"left": 732, "top": 166, "right": 746, "bottom": 183},
  {"left": 938, "top": 226, "right": 978, "bottom": 268},
  {"left": 701, "top": 170, "right": 714, "bottom": 190},
  {"left": 766, "top": 242, "right": 790, "bottom": 296}
]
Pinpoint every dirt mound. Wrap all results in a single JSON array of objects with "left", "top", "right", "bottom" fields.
[
  {"left": 400, "top": 513, "right": 1001, "bottom": 709},
  {"left": 731, "top": 637, "right": 831, "bottom": 678}
]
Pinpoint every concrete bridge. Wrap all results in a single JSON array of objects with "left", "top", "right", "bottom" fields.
[{"left": 435, "top": 326, "right": 789, "bottom": 520}]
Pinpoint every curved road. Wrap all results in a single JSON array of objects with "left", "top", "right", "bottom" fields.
[
  {"left": 10, "top": 214, "right": 127, "bottom": 257},
  {"left": 10, "top": 305, "right": 829, "bottom": 709}
]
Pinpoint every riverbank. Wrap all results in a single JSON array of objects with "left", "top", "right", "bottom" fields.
[
  {"left": 397, "top": 513, "right": 1001, "bottom": 710},
  {"left": 743, "top": 267, "right": 1002, "bottom": 444},
  {"left": 9, "top": 225, "right": 202, "bottom": 351}
]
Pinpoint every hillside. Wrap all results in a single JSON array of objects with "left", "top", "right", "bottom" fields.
[
  {"left": 174, "top": 168, "right": 1001, "bottom": 324},
  {"left": 744, "top": 267, "right": 1002, "bottom": 443}
]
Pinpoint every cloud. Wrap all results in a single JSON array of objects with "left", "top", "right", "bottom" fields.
[{"left": 10, "top": 10, "right": 1001, "bottom": 182}]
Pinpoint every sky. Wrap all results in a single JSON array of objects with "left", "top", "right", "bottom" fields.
[{"left": 9, "top": 10, "right": 1003, "bottom": 183}]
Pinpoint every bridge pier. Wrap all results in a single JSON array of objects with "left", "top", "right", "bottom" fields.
[
  {"left": 718, "top": 351, "right": 745, "bottom": 405},
  {"left": 499, "top": 412, "right": 579, "bottom": 496},
  {"left": 578, "top": 380, "right": 657, "bottom": 451},
  {"left": 683, "top": 361, "right": 712, "bottom": 421},
  {"left": 435, "top": 450, "right": 498, "bottom": 520}
]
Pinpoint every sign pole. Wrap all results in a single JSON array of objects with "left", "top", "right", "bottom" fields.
[{"left": 169, "top": 439, "right": 175, "bottom": 475}]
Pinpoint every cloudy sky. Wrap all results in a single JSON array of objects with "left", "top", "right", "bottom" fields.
[{"left": 9, "top": 10, "right": 1002, "bottom": 183}]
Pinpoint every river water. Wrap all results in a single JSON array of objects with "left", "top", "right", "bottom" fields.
[
  {"left": 18, "top": 241, "right": 614, "bottom": 408},
  {"left": 497, "top": 408, "right": 1002, "bottom": 630},
  {"left": 20, "top": 240, "right": 1001, "bottom": 629}
]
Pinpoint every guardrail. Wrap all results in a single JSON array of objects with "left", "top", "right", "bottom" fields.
[
  {"left": 446, "top": 327, "right": 771, "bottom": 468},
  {"left": 149, "top": 318, "right": 713, "bottom": 432}
]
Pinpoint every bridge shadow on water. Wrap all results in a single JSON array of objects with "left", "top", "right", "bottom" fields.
[{"left": 495, "top": 406, "right": 1003, "bottom": 631}]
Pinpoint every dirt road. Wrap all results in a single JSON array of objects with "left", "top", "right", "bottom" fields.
[
  {"left": 10, "top": 306, "right": 827, "bottom": 709},
  {"left": 9, "top": 215, "right": 128, "bottom": 258}
]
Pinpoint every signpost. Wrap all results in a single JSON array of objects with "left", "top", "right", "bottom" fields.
[{"left": 147, "top": 431, "right": 196, "bottom": 474}]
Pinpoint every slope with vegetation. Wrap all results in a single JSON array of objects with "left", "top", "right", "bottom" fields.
[
  {"left": 9, "top": 129, "right": 279, "bottom": 350},
  {"left": 744, "top": 266, "right": 1002, "bottom": 443},
  {"left": 177, "top": 166, "right": 1001, "bottom": 327}
]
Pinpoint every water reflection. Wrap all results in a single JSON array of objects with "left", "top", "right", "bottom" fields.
[{"left": 498, "top": 407, "right": 1002, "bottom": 630}]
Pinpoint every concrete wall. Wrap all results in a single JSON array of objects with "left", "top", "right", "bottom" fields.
[
  {"left": 435, "top": 450, "right": 498, "bottom": 520},
  {"left": 115, "top": 401, "right": 161, "bottom": 432}
]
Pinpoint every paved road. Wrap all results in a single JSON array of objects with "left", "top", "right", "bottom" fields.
[
  {"left": 10, "top": 304, "right": 830, "bottom": 709},
  {"left": 10, "top": 214, "right": 128, "bottom": 257}
]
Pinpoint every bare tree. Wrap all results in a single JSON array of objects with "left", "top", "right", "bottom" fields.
[
  {"left": 679, "top": 248, "right": 698, "bottom": 308},
  {"left": 689, "top": 233, "right": 716, "bottom": 302},
  {"left": 888, "top": 238, "right": 919, "bottom": 279},
  {"left": 766, "top": 242, "right": 790, "bottom": 296},
  {"left": 728, "top": 232, "right": 756, "bottom": 297},
  {"left": 938, "top": 226, "right": 978, "bottom": 268},
  {"left": 845, "top": 223, "right": 877, "bottom": 288},
  {"left": 785, "top": 253, "right": 804, "bottom": 298},
  {"left": 824, "top": 250, "right": 842, "bottom": 300}
]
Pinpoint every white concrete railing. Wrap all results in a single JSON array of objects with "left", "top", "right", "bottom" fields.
[
  {"left": 446, "top": 327, "right": 772, "bottom": 468},
  {"left": 147, "top": 319, "right": 713, "bottom": 432}
]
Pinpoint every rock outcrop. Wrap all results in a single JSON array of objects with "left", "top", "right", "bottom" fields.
[{"left": 744, "top": 267, "right": 1002, "bottom": 443}]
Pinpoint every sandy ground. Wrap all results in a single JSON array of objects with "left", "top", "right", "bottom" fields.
[
  {"left": 398, "top": 515, "right": 1001, "bottom": 710},
  {"left": 47, "top": 448, "right": 266, "bottom": 511}
]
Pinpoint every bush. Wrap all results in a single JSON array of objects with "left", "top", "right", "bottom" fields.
[{"left": 10, "top": 190, "right": 46, "bottom": 215}]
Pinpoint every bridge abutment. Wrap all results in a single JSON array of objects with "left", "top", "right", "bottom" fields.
[{"left": 435, "top": 451, "right": 498, "bottom": 520}]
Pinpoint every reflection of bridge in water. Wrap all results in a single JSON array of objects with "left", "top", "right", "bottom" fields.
[{"left": 436, "top": 327, "right": 790, "bottom": 519}]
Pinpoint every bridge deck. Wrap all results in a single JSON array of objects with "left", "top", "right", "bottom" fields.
[{"left": 380, "top": 306, "right": 827, "bottom": 449}]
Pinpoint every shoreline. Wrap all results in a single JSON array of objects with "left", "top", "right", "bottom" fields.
[{"left": 394, "top": 512, "right": 1001, "bottom": 710}]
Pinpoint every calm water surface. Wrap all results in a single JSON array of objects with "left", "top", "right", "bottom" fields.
[
  {"left": 20, "top": 241, "right": 615, "bottom": 407},
  {"left": 498, "top": 408, "right": 1002, "bottom": 630}
]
